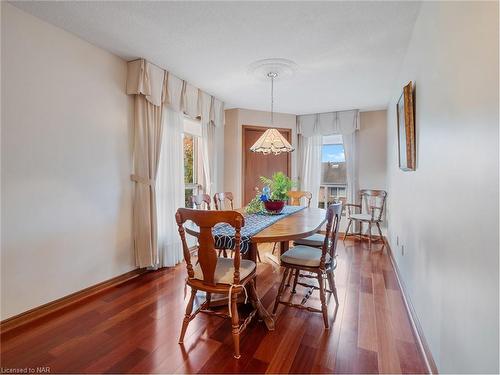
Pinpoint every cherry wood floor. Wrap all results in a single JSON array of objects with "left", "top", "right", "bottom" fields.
[{"left": 0, "top": 239, "right": 428, "bottom": 374}]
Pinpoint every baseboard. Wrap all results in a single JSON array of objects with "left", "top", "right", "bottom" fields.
[
  {"left": 385, "top": 240, "right": 439, "bottom": 374},
  {"left": 0, "top": 268, "right": 148, "bottom": 334}
]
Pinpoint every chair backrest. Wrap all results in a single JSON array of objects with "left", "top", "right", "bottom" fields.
[
  {"left": 359, "top": 189, "right": 387, "bottom": 221},
  {"left": 287, "top": 191, "right": 312, "bottom": 207},
  {"left": 191, "top": 193, "right": 211, "bottom": 210},
  {"left": 213, "top": 192, "right": 234, "bottom": 210},
  {"left": 320, "top": 203, "right": 343, "bottom": 268},
  {"left": 176, "top": 208, "right": 245, "bottom": 286}
]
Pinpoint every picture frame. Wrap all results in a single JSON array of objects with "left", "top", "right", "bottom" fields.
[{"left": 396, "top": 81, "right": 416, "bottom": 171}]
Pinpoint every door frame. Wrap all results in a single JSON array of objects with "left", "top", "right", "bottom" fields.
[{"left": 242, "top": 124, "right": 292, "bottom": 204}]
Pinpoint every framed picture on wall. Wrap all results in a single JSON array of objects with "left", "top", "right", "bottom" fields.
[{"left": 396, "top": 81, "right": 416, "bottom": 171}]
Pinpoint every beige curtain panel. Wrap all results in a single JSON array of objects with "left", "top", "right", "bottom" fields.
[
  {"left": 127, "top": 58, "right": 224, "bottom": 268},
  {"left": 297, "top": 109, "right": 360, "bottom": 137}
]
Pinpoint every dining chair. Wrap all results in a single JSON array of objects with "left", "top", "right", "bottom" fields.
[
  {"left": 272, "top": 203, "right": 342, "bottom": 329},
  {"left": 343, "top": 189, "right": 387, "bottom": 250},
  {"left": 213, "top": 192, "right": 234, "bottom": 210},
  {"left": 213, "top": 192, "right": 235, "bottom": 258},
  {"left": 290, "top": 191, "right": 327, "bottom": 248},
  {"left": 287, "top": 190, "right": 312, "bottom": 207},
  {"left": 270, "top": 190, "right": 313, "bottom": 256},
  {"left": 176, "top": 208, "right": 265, "bottom": 359},
  {"left": 191, "top": 193, "right": 211, "bottom": 210}
]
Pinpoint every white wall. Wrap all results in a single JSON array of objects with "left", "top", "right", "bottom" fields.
[
  {"left": 358, "top": 110, "right": 387, "bottom": 191},
  {"left": 224, "top": 108, "right": 297, "bottom": 207},
  {"left": 1, "top": 4, "right": 135, "bottom": 319},
  {"left": 386, "top": 2, "right": 498, "bottom": 373},
  {"left": 357, "top": 110, "right": 388, "bottom": 234}
]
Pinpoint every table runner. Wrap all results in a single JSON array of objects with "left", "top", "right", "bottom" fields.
[{"left": 213, "top": 205, "right": 306, "bottom": 253}]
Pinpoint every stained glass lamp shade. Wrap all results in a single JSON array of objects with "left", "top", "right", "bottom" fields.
[{"left": 250, "top": 128, "right": 294, "bottom": 155}]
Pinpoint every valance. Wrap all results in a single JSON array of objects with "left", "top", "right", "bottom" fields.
[
  {"left": 126, "top": 58, "right": 224, "bottom": 127},
  {"left": 297, "top": 109, "right": 360, "bottom": 136}
]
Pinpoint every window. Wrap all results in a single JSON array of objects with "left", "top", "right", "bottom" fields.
[
  {"left": 319, "top": 135, "right": 347, "bottom": 208},
  {"left": 183, "top": 117, "right": 202, "bottom": 207}
]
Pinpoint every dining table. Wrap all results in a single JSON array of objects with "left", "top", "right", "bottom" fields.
[{"left": 184, "top": 206, "right": 327, "bottom": 264}]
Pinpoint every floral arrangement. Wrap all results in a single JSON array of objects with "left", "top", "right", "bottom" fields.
[
  {"left": 259, "top": 172, "right": 295, "bottom": 202},
  {"left": 245, "top": 172, "right": 296, "bottom": 215},
  {"left": 245, "top": 193, "right": 264, "bottom": 214}
]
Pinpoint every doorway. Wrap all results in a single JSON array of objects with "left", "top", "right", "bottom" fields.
[{"left": 242, "top": 125, "right": 292, "bottom": 205}]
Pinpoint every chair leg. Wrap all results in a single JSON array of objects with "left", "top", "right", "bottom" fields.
[
  {"left": 230, "top": 291, "right": 241, "bottom": 359},
  {"left": 179, "top": 287, "right": 197, "bottom": 344},
  {"left": 343, "top": 219, "right": 352, "bottom": 241},
  {"left": 291, "top": 269, "right": 300, "bottom": 293},
  {"left": 358, "top": 221, "right": 363, "bottom": 238},
  {"left": 317, "top": 273, "right": 329, "bottom": 329},
  {"left": 327, "top": 271, "right": 339, "bottom": 305},
  {"left": 273, "top": 268, "right": 290, "bottom": 315},
  {"left": 376, "top": 222, "right": 385, "bottom": 248},
  {"left": 205, "top": 292, "right": 212, "bottom": 309},
  {"left": 368, "top": 222, "right": 373, "bottom": 250},
  {"left": 286, "top": 268, "right": 294, "bottom": 287}
]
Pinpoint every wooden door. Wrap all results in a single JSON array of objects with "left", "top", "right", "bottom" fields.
[{"left": 242, "top": 125, "right": 291, "bottom": 205}]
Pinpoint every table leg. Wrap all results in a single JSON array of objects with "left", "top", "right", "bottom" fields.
[
  {"left": 246, "top": 242, "right": 257, "bottom": 263},
  {"left": 248, "top": 279, "right": 275, "bottom": 331},
  {"left": 280, "top": 240, "right": 289, "bottom": 255}
]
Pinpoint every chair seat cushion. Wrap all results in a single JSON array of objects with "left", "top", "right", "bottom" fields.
[
  {"left": 294, "top": 233, "right": 326, "bottom": 247},
  {"left": 350, "top": 213, "right": 374, "bottom": 221},
  {"left": 281, "top": 245, "right": 331, "bottom": 267},
  {"left": 193, "top": 257, "right": 255, "bottom": 284}
]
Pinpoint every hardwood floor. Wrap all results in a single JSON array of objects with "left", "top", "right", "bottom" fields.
[{"left": 0, "top": 239, "right": 428, "bottom": 374}]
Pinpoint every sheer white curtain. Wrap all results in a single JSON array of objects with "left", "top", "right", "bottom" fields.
[
  {"left": 299, "top": 134, "right": 323, "bottom": 208},
  {"left": 297, "top": 109, "right": 359, "bottom": 209},
  {"left": 156, "top": 107, "right": 185, "bottom": 267},
  {"left": 200, "top": 122, "right": 215, "bottom": 196},
  {"left": 342, "top": 131, "right": 358, "bottom": 207}
]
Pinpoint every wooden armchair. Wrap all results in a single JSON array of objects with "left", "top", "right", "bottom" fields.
[
  {"left": 191, "top": 193, "right": 211, "bottom": 210},
  {"left": 272, "top": 203, "right": 342, "bottom": 329},
  {"left": 343, "top": 189, "right": 387, "bottom": 250},
  {"left": 175, "top": 208, "right": 270, "bottom": 359},
  {"left": 213, "top": 192, "right": 234, "bottom": 210},
  {"left": 287, "top": 190, "right": 312, "bottom": 207}
]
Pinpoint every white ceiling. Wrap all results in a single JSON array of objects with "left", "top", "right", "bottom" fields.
[{"left": 11, "top": 1, "right": 421, "bottom": 114}]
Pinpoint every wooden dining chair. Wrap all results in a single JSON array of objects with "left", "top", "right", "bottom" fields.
[
  {"left": 343, "top": 189, "right": 387, "bottom": 250},
  {"left": 176, "top": 208, "right": 266, "bottom": 359},
  {"left": 213, "top": 192, "right": 235, "bottom": 258},
  {"left": 272, "top": 203, "right": 342, "bottom": 329},
  {"left": 191, "top": 193, "right": 211, "bottom": 210},
  {"left": 287, "top": 190, "right": 312, "bottom": 207},
  {"left": 270, "top": 190, "right": 313, "bottom": 255},
  {"left": 286, "top": 190, "right": 327, "bottom": 248},
  {"left": 213, "top": 192, "right": 234, "bottom": 210}
]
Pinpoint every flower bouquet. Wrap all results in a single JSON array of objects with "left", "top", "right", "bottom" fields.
[{"left": 245, "top": 172, "right": 295, "bottom": 215}]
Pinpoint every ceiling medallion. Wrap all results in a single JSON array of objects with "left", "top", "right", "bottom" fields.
[{"left": 248, "top": 58, "right": 298, "bottom": 81}]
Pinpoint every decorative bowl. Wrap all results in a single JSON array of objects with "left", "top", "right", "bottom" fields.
[{"left": 263, "top": 200, "right": 285, "bottom": 214}]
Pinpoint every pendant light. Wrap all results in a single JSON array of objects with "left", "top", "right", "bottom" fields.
[{"left": 250, "top": 72, "right": 294, "bottom": 155}]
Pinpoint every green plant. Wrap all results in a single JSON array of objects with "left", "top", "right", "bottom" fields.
[
  {"left": 260, "top": 172, "right": 296, "bottom": 201},
  {"left": 245, "top": 194, "right": 264, "bottom": 214}
]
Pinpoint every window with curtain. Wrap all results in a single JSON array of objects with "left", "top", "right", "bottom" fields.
[
  {"left": 319, "top": 134, "right": 347, "bottom": 208},
  {"left": 183, "top": 116, "right": 202, "bottom": 207}
]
